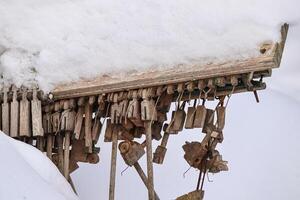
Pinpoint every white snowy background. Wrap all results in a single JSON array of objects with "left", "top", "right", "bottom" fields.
[
  {"left": 0, "top": 132, "right": 79, "bottom": 200},
  {"left": 0, "top": 0, "right": 300, "bottom": 200}
]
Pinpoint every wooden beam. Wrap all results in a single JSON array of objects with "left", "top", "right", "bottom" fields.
[
  {"left": 145, "top": 122, "right": 155, "bottom": 200},
  {"left": 109, "top": 126, "right": 118, "bottom": 200}
]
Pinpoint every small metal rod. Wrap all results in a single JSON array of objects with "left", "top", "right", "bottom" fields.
[{"left": 109, "top": 127, "right": 118, "bottom": 200}]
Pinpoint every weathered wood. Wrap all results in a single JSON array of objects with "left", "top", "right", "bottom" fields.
[
  {"left": 84, "top": 97, "right": 94, "bottom": 153},
  {"left": 46, "top": 134, "right": 53, "bottom": 160},
  {"left": 133, "top": 162, "right": 160, "bottom": 200},
  {"left": 151, "top": 122, "right": 163, "bottom": 141},
  {"left": 70, "top": 139, "right": 88, "bottom": 162},
  {"left": 64, "top": 132, "right": 71, "bottom": 178},
  {"left": 36, "top": 136, "right": 44, "bottom": 151},
  {"left": 153, "top": 124, "right": 169, "bottom": 164},
  {"left": 111, "top": 93, "right": 121, "bottom": 124},
  {"left": 109, "top": 126, "right": 118, "bottom": 200},
  {"left": 42, "top": 105, "right": 52, "bottom": 135},
  {"left": 176, "top": 190, "right": 204, "bottom": 200},
  {"left": 31, "top": 88, "right": 44, "bottom": 137},
  {"left": 127, "top": 91, "right": 143, "bottom": 127},
  {"left": 185, "top": 100, "right": 197, "bottom": 129},
  {"left": 202, "top": 109, "right": 214, "bottom": 133},
  {"left": 92, "top": 117, "right": 102, "bottom": 143},
  {"left": 119, "top": 141, "right": 145, "bottom": 166},
  {"left": 56, "top": 134, "right": 64, "bottom": 173},
  {"left": 193, "top": 105, "right": 207, "bottom": 128},
  {"left": 1, "top": 87, "right": 10, "bottom": 135},
  {"left": 145, "top": 122, "right": 155, "bottom": 200},
  {"left": 167, "top": 109, "right": 186, "bottom": 133},
  {"left": 216, "top": 106, "right": 226, "bottom": 131},
  {"left": 61, "top": 100, "right": 76, "bottom": 132},
  {"left": 10, "top": 86, "right": 19, "bottom": 138},
  {"left": 104, "top": 119, "right": 113, "bottom": 142},
  {"left": 74, "top": 97, "right": 85, "bottom": 138}
]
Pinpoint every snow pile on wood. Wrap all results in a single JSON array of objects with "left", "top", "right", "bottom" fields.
[
  {"left": 0, "top": 132, "right": 78, "bottom": 200},
  {"left": 0, "top": 0, "right": 298, "bottom": 91}
]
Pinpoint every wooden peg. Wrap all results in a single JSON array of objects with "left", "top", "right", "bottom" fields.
[
  {"left": 10, "top": 86, "right": 19, "bottom": 138},
  {"left": 84, "top": 96, "right": 94, "bottom": 153},
  {"left": 56, "top": 134, "right": 64, "bottom": 174},
  {"left": 198, "top": 80, "right": 206, "bottom": 90},
  {"left": 51, "top": 102, "right": 61, "bottom": 134},
  {"left": 156, "top": 86, "right": 164, "bottom": 96},
  {"left": 153, "top": 124, "right": 169, "bottom": 164},
  {"left": 64, "top": 130, "right": 71, "bottom": 179},
  {"left": 111, "top": 93, "right": 121, "bottom": 124},
  {"left": 61, "top": 100, "right": 76, "bottom": 132},
  {"left": 74, "top": 97, "right": 85, "bottom": 139},
  {"left": 104, "top": 119, "right": 113, "bottom": 142},
  {"left": 167, "top": 85, "right": 174, "bottom": 95},
  {"left": 127, "top": 90, "right": 143, "bottom": 127},
  {"left": 187, "top": 82, "right": 195, "bottom": 92},
  {"left": 193, "top": 103, "right": 207, "bottom": 128},
  {"left": 36, "top": 136, "right": 45, "bottom": 151},
  {"left": 92, "top": 115, "right": 103, "bottom": 144},
  {"left": 46, "top": 133, "right": 53, "bottom": 160},
  {"left": 177, "top": 83, "right": 185, "bottom": 93},
  {"left": 31, "top": 88, "right": 44, "bottom": 137},
  {"left": 1, "top": 86, "right": 9, "bottom": 135},
  {"left": 98, "top": 94, "right": 106, "bottom": 111},
  {"left": 119, "top": 99, "right": 129, "bottom": 123},
  {"left": 167, "top": 109, "right": 186, "bottom": 132},
  {"left": 185, "top": 100, "right": 197, "bottom": 129},
  {"left": 202, "top": 109, "right": 214, "bottom": 133},
  {"left": 20, "top": 88, "right": 31, "bottom": 137},
  {"left": 141, "top": 89, "right": 157, "bottom": 122},
  {"left": 215, "top": 77, "right": 226, "bottom": 87},
  {"left": 216, "top": 106, "right": 226, "bottom": 131},
  {"left": 156, "top": 93, "right": 172, "bottom": 113},
  {"left": 42, "top": 105, "right": 52, "bottom": 135},
  {"left": 151, "top": 122, "right": 163, "bottom": 141},
  {"left": 207, "top": 79, "right": 216, "bottom": 100},
  {"left": 230, "top": 76, "right": 239, "bottom": 87},
  {"left": 242, "top": 72, "right": 254, "bottom": 91}
]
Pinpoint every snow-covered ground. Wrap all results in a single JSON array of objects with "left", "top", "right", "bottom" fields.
[
  {"left": 1, "top": 0, "right": 299, "bottom": 91},
  {"left": 0, "top": 132, "right": 78, "bottom": 200}
]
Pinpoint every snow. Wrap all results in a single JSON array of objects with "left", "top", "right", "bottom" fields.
[
  {"left": 0, "top": 1, "right": 300, "bottom": 200},
  {"left": 0, "top": 0, "right": 299, "bottom": 91},
  {"left": 0, "top": 132, "right": 79, "bottom": 200}
]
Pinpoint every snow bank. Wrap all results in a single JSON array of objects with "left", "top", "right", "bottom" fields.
[
  {"left": 0, "top": 132, "right": 79, "bottom": 200},
  {"left": 0, "top": 0, "right": 299, "bottom": 91}
]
